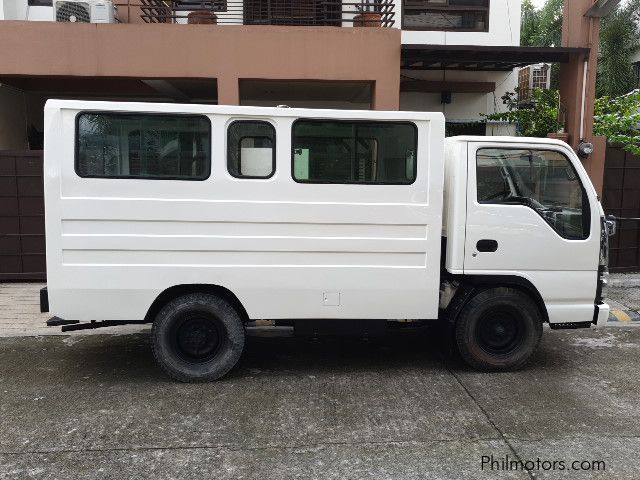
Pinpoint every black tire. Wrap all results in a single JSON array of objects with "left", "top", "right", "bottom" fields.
[
  {"left": 454, "top": 287, "right": 543, "bottom": 371},
  {"left": 152, "top": 293, "right": 245, "bottom": 382}
]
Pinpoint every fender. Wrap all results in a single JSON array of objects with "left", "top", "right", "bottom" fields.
[{"left": 444, "top": 274, "right": 549, "bottom": 324}]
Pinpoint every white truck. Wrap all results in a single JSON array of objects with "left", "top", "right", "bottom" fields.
[{"left": 40, "top": 100, "right": 614, "bottom": 382}]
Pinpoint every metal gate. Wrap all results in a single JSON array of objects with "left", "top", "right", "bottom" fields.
[
  {"left": 602, "top": 146, "right": 640, "bottom": 272},
  {"left": 0, "top": 150, "right": 46, "bottom": 281}
]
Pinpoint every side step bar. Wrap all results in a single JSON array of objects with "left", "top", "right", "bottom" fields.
[
  {"left": 46, "top": 317, "right": 79, "bottom": 327},
  {"left": 46, "top": 318, "right": 146, "bottom": 332},
  {"left": 549, "top": 321, "right": 592, "bottom": 330}
]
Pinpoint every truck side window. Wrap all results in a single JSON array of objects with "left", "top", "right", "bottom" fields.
[
  {"left": 227, "top": 121, "right": 276, "bottom": 179},
  {"left": 477, "top": 148, "right": 590, "bottom": 240},
  {"left": 76, "top": 113, "right": 211, "bottom": 180},
  {"left": 292, "top": 120, "right": 417, "bottom": 184}
]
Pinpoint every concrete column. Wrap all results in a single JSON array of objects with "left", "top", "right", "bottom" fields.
[
  {"left": 559, "top": 0, "right": 605, "bottom": 192},
  {"left": 217, "top": 76, "right": 239, "bottom": 106},
  {"left": 372, "top": 79, "right": 400, "bottom": 111},
  {"left": 560, "top": 0, "right": 601, "bottom": 149}
]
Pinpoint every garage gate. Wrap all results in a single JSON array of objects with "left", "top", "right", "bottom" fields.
[
  {"left": 0, "top": 150, "right": 46, "bottom": 281},
  {"left": 602, "top": 146, "right": 640, "bottom": 273}
]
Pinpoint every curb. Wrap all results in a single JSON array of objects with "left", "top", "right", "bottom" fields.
[
  {"left": 608, "top": 308, "right": 640, "bottom": 324},
  {"left": 608, "top": 275, "right": 640, "bottom": 288}
]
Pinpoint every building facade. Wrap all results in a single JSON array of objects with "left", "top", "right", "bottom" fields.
[{"left": 0, "top": 0, "right": 528, "bottom": 151}]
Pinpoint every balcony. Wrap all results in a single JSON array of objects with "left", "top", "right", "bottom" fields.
[{"left": 117, "top": 0, "right": 396, "bottom": 26}]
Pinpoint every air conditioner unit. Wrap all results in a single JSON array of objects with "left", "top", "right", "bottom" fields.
[
  {"left": 55, "top": 0, "right": 116, "bottom": 23},
  {"left": 518, "top": 63, "right": 551, "bottom": 104}
]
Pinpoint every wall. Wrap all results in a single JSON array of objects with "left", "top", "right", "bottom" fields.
[
  {"left": 399, "top": 69, "right": 517, "bottom": 135},
  {"left": 0, "top": 22, "right": 401, "bottom": 110},
  {"left": 0, "top": 85, "right": 27, "bottom": 149},
  {"left": 1, "top": 0, "right": 53, "bottom": 20},
  {"left": 395, "top": 0, "right": 521, "bottom": 47}
]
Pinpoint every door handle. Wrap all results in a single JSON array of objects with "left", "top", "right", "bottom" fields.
[{"left": 476, "top": 239, "right": 498, "bottom": 252}]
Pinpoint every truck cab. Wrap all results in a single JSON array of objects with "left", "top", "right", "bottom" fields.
[
  {"left": 444, "top": 136, "right": 609, "bottom": 326},
  {"left": 40, "top": 101, "right": 611, "bottom": 381}
]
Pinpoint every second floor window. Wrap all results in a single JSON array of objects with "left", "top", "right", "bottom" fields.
[
  {"left": 402, "top": 0, "right": 489, "bottom": 32},
  {"left": 243, "top": 0, "right": 340, "bottom": 26}
]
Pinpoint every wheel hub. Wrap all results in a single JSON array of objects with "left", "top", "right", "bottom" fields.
[
  {"left": 173, "top": 315, "right": 221, "bottom": 362},
  {"left": 477, "top": 310, "right": 521, "bottom": 354}
]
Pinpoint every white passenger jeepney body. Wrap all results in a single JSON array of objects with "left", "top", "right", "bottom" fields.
[{"left": 41, "top": 100, "right": 612, "bottom": 380}]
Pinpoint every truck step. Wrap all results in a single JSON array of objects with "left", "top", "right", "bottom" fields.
[{"left": 46, "top": 317, "right": 80, "bottom": 327}]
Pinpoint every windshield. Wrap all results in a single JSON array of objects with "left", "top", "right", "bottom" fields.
[{"left": 477, "top": 148, "right": 590, "bottom": 240}]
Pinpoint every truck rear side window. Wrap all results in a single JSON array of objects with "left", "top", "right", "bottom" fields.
[
  {"left": 292, "top": 120, "right": 417, "bottom": 184},
  {"left": 76, "top": 113, "right": 211, "bottom": 180},
  {"left": 227, "top": 121, "right": 275, "bottom": 179},
  {"left": 477, "top": 148, "right": 590, "bottom": 240}
]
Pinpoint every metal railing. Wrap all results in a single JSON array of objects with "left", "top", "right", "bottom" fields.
[{"left": 139, "top": 0, "right": 395, "bottom": 27}]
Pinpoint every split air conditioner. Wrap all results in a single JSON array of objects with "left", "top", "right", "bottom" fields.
[{"left": 55, "top": 0, "right": 116, "bottom": 23}]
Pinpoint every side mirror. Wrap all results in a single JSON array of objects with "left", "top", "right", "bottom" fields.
[{"left": 605, "top": 215, "right": 617, "bottom": 237}]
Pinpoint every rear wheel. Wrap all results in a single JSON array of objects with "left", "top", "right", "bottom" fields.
[
  {"left": 454, "top": 287, "right": 542, "bottom": 371},
  {"left": 152, "top": 293, "right": 245, "bottom": 382}
]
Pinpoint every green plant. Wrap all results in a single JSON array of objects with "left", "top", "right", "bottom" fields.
[
  {"left": 482, "top": 88, "right": 560, "bottom": 138},
  {"left": 594, "top": 90, "right": 640, "bottom": 156},
  {"left": 597, "top": 0, "right": 640, "bottom": 98},
  {"left": 522, "top": 0, "right": 640, "bottom": 97}
]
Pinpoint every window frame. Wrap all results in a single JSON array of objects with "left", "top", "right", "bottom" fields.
[
  {"left": 290, "top": 119, "right": 418, "bottom": 186},
  {"left": 227, "top": 120, "right": 277, "bottom": 180},
  {"left": 475, "top": 146, "right": 591, "bottom": 240},
  {"left": 74, "top": 111, "right": 212, "bottom": 181},
  {"left": 401, "top": 0, "right": 491, "bottom": 32}
]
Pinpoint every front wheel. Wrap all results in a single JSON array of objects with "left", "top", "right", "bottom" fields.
[
  {"left": 152, "top": 293, "right": 245, "bottom": 382},
  {"left": 454, "top": 287, "right": 543, "bottom": 371}
]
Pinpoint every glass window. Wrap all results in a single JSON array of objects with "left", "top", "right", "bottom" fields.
[
  {"left": 76, "top": 113, "right": 211, "bottom": 180},
  {"left": 227, "top": 121, "right": 275, "bottom": 178},
  {"left": 292, "top": 120, "right": 417, "bottom": 184},
  {"left": 477, "top": 148, "right": 590, "bottom": 240},
  {"left": 402, "top": 0, "right": 489, "bottom": 31}
]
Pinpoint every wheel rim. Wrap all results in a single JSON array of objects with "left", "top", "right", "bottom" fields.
[
  {"left": 476, "top": 308, "right": 523, "bottom": 355},
  {"left": 170, "top": 312, "right": 225, "bottom": 363}
]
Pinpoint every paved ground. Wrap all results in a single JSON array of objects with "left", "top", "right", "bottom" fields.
[
  {"left": 2, "top": 327, "right": 640, "bottom": 479},
  {"left": 607, "top": 274, "right": 640, "bottom": 322},
  {"left": 1, "top": 279, "right": 640, "bottom": 479}
]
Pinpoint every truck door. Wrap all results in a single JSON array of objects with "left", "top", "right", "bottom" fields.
[{"left": 463, "top": 142, "right": 601, "bottom": 324}]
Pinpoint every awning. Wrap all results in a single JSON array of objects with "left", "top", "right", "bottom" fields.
[{"left": 401, "top": 45, "right": 591, "bottom": 71}]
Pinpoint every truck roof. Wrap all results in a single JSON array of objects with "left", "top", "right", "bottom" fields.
[
  {"left": 44, "top": 99, "right": 446, "bottom": 123},
  {"left": 446, "top": 135, "right": 571, "bottom": 148}
]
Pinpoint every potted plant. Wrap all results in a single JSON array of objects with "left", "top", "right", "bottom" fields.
[
  {"left": 187, "top": 11, "right": 217, "bottom": 24},
  {"left": 353, "top": 0, "right": 383, "bottom": 27}
]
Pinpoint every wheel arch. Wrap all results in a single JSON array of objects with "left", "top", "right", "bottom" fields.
[
  {"left": 145, "top": 284, "right": 250, "bottom": 323},
  {"left": 445, "top": 275, "right": 549, "bottom": 325}
]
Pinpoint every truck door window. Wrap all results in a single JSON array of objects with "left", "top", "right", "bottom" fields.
[
  {"left": 227, "top": 121, "right": 276, "bottom": 179},
  {"left": 292, "top": 120, "right": 417, "bottom": 184},
  {"left": 477, "top": 148, "right": 590, "bottom": 240}
]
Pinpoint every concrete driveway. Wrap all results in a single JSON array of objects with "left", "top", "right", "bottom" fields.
[
  {"left": 2, "top": 280, "right": 640, "bottom": 479},
  {"left": 1, "top": 326, "right": 640, "bottom": 479}
]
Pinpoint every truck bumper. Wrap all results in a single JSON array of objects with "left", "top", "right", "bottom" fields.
[{"left": 594, "top": 302, "right": 610, "bottom": 328}]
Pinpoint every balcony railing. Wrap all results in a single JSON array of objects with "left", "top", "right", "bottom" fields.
[{"left": 137, "top": 0, "right": 395, "bottom": 27}]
